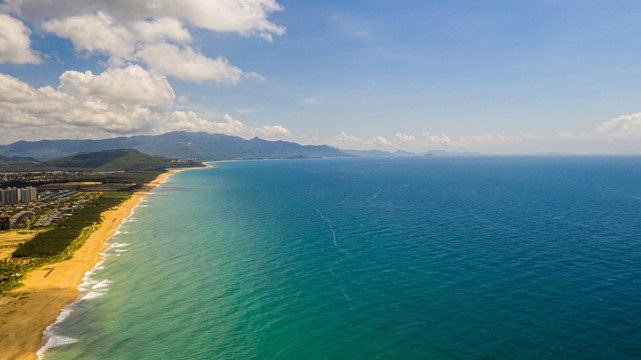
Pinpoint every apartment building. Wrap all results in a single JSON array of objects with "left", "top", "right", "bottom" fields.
[{"left": 0, "top": 187, "right": 37, "bottom": 204}]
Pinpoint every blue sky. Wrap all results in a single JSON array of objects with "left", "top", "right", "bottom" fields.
[{"left": 1, "top": 0, "right": 641, "bottom": 153}]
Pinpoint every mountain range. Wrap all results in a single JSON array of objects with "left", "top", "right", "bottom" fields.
[{"left": 0, "top": 132, "right": 348, "bottom": 161}]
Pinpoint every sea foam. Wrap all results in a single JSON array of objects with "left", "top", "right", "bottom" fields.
[
  {"left": 36, "top": 335, "right": 79, "bottom": 358},
  {"left": 36, "top": 189, "right": 151, "bottom": 358}
]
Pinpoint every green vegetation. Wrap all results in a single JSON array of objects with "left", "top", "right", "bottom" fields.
[
  {"left": 0, "top": 148, "right": 203, "bottom": 172},
  {"left": 1, "top": 192, "right": 130, "bottom": 292},
  {"left": 0, "top": 154, "right": 38, "bottom": 167},
  {"left": 39, "top": 148, "right": 202, "bottom": 170},
  {"left": 12, "top": 193, "right": 128, "bottom": 258},
  {"left": 0, "top": 259, "right": 44, "bottom": 292}
]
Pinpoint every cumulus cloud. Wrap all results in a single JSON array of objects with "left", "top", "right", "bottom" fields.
[
  {"left": 560, "top": 112, "right": 641, "bottom": 140},
  {"left": 550, "top": 111, "right": 641, "bottom": 153},
  {"left": 207, "top": 114, "right": 291, "bottom": 139},
  {"left": 422, "top": 132, "right": 454, "bottom": 147},
  {"left": 0, "top": 13, "right": 39, "bottom": 64},
  {"left": 58, "top": 65, "right": 175, "bottom": 111},
  {"left": 132, "top": 17, "right": 191, "bottom": 43},
  {"left": 41, "top": 12, "right": 246, "bottom": 81},
  {"left": 0, "top": 72, "right": 36, "bottom": 102},
  {"left": 0, "top": 68, "right": 170, "bottom": 134},
  {"left": 0, "top": 67, "right": 290, "bottom": 142},
  {"left": 42, "top": 12, "right": 134, "bottom": 63},
  {"left": 4, "top": 0, "right": 282, "bottom": 82},
  {"left": 255, "top": 125, "right": 291, "bottom": 138},
  {"left": 367, "top": 136, "right": 391, "bottom": 146},
  {"left": 331, "top": 131, "right": 391, "bottom": 148},
  {"left": 332, "top": 131, "right": 365, "bottom": 147},
  {"left": 136, "top": 43, "right": 243, "bottom": 83},
  {"left": 0, "top": 0, "right": 289, "bottom": 143},
  {"left": 2, "top": 0, "right": 285, "bottom": 40},
  {"left": 394, "top": 133, "right": 416, "bottom": 145}
]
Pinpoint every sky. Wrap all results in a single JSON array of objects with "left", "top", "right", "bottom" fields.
[{"left": 1, "top": 0, "right": 641, "bottom": 154}]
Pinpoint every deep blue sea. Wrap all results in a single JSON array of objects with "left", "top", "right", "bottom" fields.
[{"left": 42, "top": 157, "right": 641, "bottom": 359}]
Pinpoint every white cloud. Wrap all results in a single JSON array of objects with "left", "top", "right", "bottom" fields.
[
  {"left": 422, "top": 132, "right": 454, "bottom": 147},
  {"left": 132, "top": 17, "right": 191, "bottom": 43},
  {"left": 244, "top": 71, "right": 266, "bottom": 82},
  {"left": 207, "top": 114, "right": 291, "bottom": 139},
  {"left": 0, "top": 0, "right": 287, "bottom": 142},
  {"left": 0, "top": 13, "right": 39, "bottom": 64},
  {"left": 42, "top": 12, "right": 134, "bottom": 64},
  {"left": 0, "top": 72, "right": 36, "bottom": 102},
  {"left": 563, "top": 112, "right": 641, "bottom": 139},
  {"left": 551, "top": 112, "right": 641, "bottom": 153},
  {"left": 255, "top": 125, "right": 291, "bottom": 138},
  {"left": 58, "top": 65, "right": 175, "bottom": 111},
  {"left": 165, "top": 110, "right": 222, "bottom": 134},
  {"left": 2, "top": 0, "right": 286, "bottom": 40},
  {"left": 332, "top": 131, "right": 364, "bottom": 147},
  {"left": 330, "top": 131, "right": 391, "bottom": 149},
  {"left": 0, "top": 70, "right": 167, "bottom": 134},
  {"left": 41, "top": 12, "right": 247, "bottom": 82},
  {"left": 5, "top": 0, "right": 279, "bottom": 82},
  {"left": 394, "top": 133, "right": 416, "bottom": 145},
  {"left": 166, "top": 0, "right": 286, "bottom": 40},
  {"left": 0, "top": 69, "right": 291, "bottom": 142},
  {"left": 136, "top": 43, "right": 243, "bottom": 83},
  {"left": 367, "top": 136, "right": 391, "bottom": 146},
  {"left": 0, "top": 68, "right": 184, "bottom": 136}
]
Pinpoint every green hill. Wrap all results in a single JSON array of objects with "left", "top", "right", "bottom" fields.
[
  {"left": 0, "top": 154, "right": 13, "bottom": 166},
  {"left": 38, "top": 149, "right": 202, "bottom": 171},
  {"left": 0, "top": 154, "right": 40, "bottom": 166}
]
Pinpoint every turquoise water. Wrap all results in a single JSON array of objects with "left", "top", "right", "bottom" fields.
[{"left": 43, "top": 157, "right": 641, "bottom": 359}]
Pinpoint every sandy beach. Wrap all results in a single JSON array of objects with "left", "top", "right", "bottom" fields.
[{"left": 0, "top": 168, "right": 194, "bottom": 360}]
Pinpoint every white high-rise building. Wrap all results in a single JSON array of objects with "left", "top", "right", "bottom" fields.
[
  {"left": 1, "top": 187, "right": 37, "bottom": 204},
  {"left": 1, "top": 188, "right": 19, "bottom": 203},
  {"left": 19, "top": 187, "right": 37, "bottom": 203}
]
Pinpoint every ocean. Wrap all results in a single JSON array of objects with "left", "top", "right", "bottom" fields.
[{"left": 41, "top": 157, "right": 641, "bottom": 359}]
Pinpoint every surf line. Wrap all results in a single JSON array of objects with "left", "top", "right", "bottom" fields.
[{"left": 315, "top": 209, "right": 339, "bottom": 248}]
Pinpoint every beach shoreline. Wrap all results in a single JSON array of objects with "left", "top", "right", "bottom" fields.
[{"left": 0, "top": 167, "right": 200, "bottom": 360}]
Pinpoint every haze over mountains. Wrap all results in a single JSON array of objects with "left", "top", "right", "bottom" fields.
[{"left": 0, "top": 132, "right": 347, "bottom": 161}]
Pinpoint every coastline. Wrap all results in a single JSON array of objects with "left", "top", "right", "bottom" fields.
[{"left": 0, "top": 167, "right": 198, "bottom": 360}]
